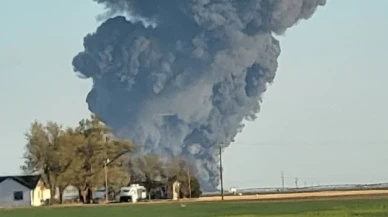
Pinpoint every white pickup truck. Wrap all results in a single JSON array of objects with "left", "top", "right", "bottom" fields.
[{"left": 115, "top": 184, "right": 147, "bottom": 203}]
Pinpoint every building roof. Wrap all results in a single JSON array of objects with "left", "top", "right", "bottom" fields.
[{"left": 0, "top": 175, "right": 42, "bottom": 190}]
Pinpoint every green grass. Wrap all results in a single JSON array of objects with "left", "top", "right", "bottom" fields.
[{"left": 1, "top": 198, "right": 388, "bottom": 217}]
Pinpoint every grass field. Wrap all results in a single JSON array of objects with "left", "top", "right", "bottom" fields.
[{"left": 1, "top": 197, "right": 388, "bottom": 217}]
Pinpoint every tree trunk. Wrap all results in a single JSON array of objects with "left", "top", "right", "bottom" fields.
[
  {"left": 81, "top": 188, "right": 88, "bottom": 204},
  {"left": 78, "top": 188, "right": 84, "bottom": 203},
  {"left": 58, "top": 187, "right": 64, "bottom": 204},
  {"left": 45, "top": 170, "right": 55, "bottom": 205},
  {"left": 49, "top": 185, "right": 56, "bottom": 205},
  {"left": 89, "top": 188, "right": 94, "bottom": 204},
  {"left": 187, "top": 169, "right": 191, "bottom": 198},
  {"left": 145, "top": 181, "right": 152, "bottom": 201}
]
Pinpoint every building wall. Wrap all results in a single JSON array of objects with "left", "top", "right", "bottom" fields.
[
  {"left": 172, "top": 181, "right": 180, "bottom": 200},
  {"left": 61, "top": 185, "right": 79, "bottom": 201},
  {"left": 166, "top": 181, "right": 180, "bottom": 200},
  {"left": 0, "top": 178, "right": 31, "bottom": 207},
  {"left": 31, "top": 179, "right": 50, "bottom": 206}
]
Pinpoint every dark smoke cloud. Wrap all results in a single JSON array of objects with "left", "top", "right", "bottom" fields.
[{"left": 73, "top": 0, "right": 326, "bottom": 191}]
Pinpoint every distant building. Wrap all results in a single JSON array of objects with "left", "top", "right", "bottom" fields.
[
  {"left": 164, "top": 176, "right": 180, "bottom": 200},
  {"left": 0, "top": 175, "right": 50, "bottom": 208},
  {"left": 58, "top": 185, "right": 79, "bottom": 201},
  {"left": 166, "top": 180, "right": 180, "bottom": 200},
  {"left": 230, "top": 187, "right": 238, "bottom": 195}
]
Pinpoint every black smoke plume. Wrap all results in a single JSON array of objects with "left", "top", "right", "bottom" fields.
[{"left": 73, "top": 0, "right": 326, "bottom": 191}]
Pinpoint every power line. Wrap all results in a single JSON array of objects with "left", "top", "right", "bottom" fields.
[
  {"left": 226, "top": 174, "right": 388, "bottom": 184},
  {"left": 230, "top": 141, "right": 388, "bottom": 147}
]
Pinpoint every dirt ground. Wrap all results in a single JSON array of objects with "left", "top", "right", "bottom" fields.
[
  {"left": 59, "top": 190, "right": 388, "bottom": 206},
  {"left": 3, "top": 189, "right": 388, "bottom": 210},
  {"left": 189, "top": 190, "right": 388, "bottom": 202}
]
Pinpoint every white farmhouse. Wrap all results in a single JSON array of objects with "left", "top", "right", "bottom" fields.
[{"left": 0, "top": 175, "right": 50, "bottom": 208}]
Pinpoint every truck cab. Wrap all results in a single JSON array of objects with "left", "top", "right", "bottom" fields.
[{"left": 116, "top": 184, "right": 147, "bottom": 203}]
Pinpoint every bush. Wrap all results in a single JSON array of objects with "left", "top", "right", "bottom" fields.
[{"left": 190, "top": 177, "right": 202, "bottom": 198}]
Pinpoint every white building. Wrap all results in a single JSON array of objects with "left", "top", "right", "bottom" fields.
[
  {"left": 230, "top": 187, "right": 238, "bottom": 195},
  {"left": 0, "top": 175, "right": 50, "bottom": 208},
  {"left": 60, "top": 185, "right": 79, "bottom": 201}
]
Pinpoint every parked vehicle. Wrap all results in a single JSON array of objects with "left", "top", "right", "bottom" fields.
[
  {"left": 115, "top": 184, "right": 147, "bottom": 203},
  {"left": 94, "top": 189, "right": 106, "bottom": 201}
]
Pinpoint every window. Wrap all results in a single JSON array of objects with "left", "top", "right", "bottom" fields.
[{"left": 13, "top": 191, "right": 23, "bottom": 201}]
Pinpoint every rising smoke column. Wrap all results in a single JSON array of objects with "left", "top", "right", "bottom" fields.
[{"left": 73, "top": 0, "right": 326, "bottom": 191}]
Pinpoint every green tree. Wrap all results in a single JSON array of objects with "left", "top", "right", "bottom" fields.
[
  {"left": 22, "top": 115, "right": 134, "bottom": 204},
  {"left": 93, "top": 158, "right": 130, "bottom": 194},
  {"left": 188, "top": 176, "right": 202, "bottom": 198},
  {"left": 130, "top": 154, "right": 165, "bottom": 200},
  {"left": 74, "top": 114, "right": 134, "bottom": 203},
  {"left": 165, "top": 157, "right": 201, "bottom": 198},
  {"left": 55, "top": 128, "right": 85, "bottom": 204},
  {"left": 21, "top": 121, "right": 81, "bottom": 204}
]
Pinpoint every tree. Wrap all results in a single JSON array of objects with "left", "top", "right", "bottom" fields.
[
  {"left": 21, "top": 121, "right": 81, "bottom": 204},
  {"left": 164, "top": 157, "right": 201, "bottom": 198},
  {"left": 93, "top": 157, "right": 130, "bottom": 192},
  {"left": 22, "top": 114, "right": 134, "bottom": 204},
  {"left": 130, "top": 154, "right": 165, "bottom": 200},
  {"left": 54, "top": 128, "right": 85, "bottom": 204},
  {"left": 74, "top": 114, "right": 134, "bottom": 203},
  {"left": 188, "top": 176, "right": 202, "bottom": 198}
]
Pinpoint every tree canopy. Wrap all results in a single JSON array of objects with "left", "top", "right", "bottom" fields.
[{"left": 21, "top": 113, "right": 201, "bottom": 204}]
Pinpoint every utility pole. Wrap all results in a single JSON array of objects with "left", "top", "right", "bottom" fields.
[
  {"left": 104, "top": 158, "right": 110, "bottom": 202},
  {"left": 281, "top": 171, "right": 284, "bottom": 191},
  {"left": 295, "top": 177, "right": 298, "bottom": 189},
  {"left": 187, "top": 164, "right": 192, "bottom": 198},
  {"left": 219, "top": 145, "right": 224, "bottom": 201}
]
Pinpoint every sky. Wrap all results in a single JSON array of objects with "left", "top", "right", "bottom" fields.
[{"left": 1, "top": 0, "right": 387, "bottom": 190}]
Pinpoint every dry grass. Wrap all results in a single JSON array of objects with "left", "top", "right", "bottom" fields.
[
  {"left": 190, "top": 190, "right": 388, "bottom": 202},
  {"left": 3, "top": 189, "right": 388, "bottom": 210},
  {"left": 45, "top": 190, "right": 388, "bottom": 207}
]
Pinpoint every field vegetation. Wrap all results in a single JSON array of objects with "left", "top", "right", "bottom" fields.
[{"left": 1, "top": 197, "right": 387, "bottom": 217}]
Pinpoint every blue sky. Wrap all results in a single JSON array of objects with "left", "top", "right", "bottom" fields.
[{"left": 1, "top": 0, "right": 387, "bottom": 189}]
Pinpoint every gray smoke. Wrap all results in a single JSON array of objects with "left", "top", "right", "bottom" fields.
[{"left": 72, "top": 0, "right": 326, "bottom": 191}]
